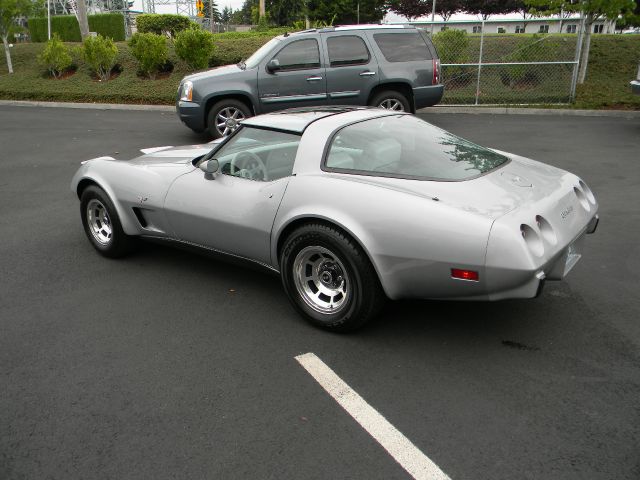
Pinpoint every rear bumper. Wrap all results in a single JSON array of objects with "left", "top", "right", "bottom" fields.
[
  {"left": 631, "top": 80, "right": 640, "bottom": 95},
  {"left": 176, "top": 101, "right": 205, "bottom": 132},
  {"left": 413, "top": 84, "right": 445, "bottom": 109}
]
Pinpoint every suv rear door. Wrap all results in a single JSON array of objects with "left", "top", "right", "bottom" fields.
[
  {"left": 320, "top": 32, "right": 379, "bottom": 106},
  {"left": 257, "top": 37, "right": 328, "bottom": 113}
]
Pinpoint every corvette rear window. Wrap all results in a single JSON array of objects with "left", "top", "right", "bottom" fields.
[{"left": 324, "top": 115, "right": 508, "bottom": 181}]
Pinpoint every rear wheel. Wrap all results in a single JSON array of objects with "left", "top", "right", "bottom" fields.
[
  {"left": 206, "top": 98, "right": 252, "bottom": 139},
  {"left": 80, "top": 186, "right": 135, "bottom": 258},
  {"left": 280, "top": 223, "right": 385, "bottom": 332},
  {"left": 369, "top": 90, "right": 411, "bottom": 112}
]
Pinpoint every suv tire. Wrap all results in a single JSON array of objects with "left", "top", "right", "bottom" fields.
[
  {"left": 207, "top": 99, "right": 252, "bottom": 139},
  {"left": 369, "top": 90, "right": 411, "bottom": 112}
]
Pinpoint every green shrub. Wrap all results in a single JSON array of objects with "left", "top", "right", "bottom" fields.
[
  {"left": 136, "top": 14, "right": 193, "bottom": 36},
  {"left": 174, "top": 28, "right": 215, "bottom": 70},
  {"left": 209, "top": 35, "right": 273, "bottom": 67},
  {"left": 38, "top": 34, "right": 73, "bottom": 78},
  {"left": 433, "top": 29, "right": 472, "bottom": 87},
  {"left": 28, "top": 14, "right": 125, "bottom": 42},
  {"left": 499, "top": 34, "right": 557, "bottom": 87},
  {"left": 128, "top": 32, "right": 168, "bottom": 79},
  {"left": 88, "top": 14, "right": 126, "bottom": 41},
  {"left": 83, "top": 34, "right": 119, "bottom": 81}
]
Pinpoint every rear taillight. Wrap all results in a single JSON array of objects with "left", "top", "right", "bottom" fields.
[
  {"left": 432, "top": 59, "right": 441, "bottom": 85},
  {"left": 451, "top": 269, "right": 479, "bottom": 281}
]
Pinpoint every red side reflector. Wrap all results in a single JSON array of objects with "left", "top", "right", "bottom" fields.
[{"left": 451, "top": 269, "right": 479, "bottom": 281}]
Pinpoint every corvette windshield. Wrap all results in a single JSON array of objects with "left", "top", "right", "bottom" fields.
[
  {"left": 325, "top": 115, "right": 508, "bottom": 181},
  {"left": 244, "top": 38, "right": 281, "bottom": 69}
]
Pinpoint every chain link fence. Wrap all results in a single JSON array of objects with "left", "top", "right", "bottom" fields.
[{"left": 428, "top": 20, "right": 584, "bottom": 105}]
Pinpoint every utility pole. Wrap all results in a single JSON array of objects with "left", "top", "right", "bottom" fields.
[
  {"left": 47, "top": 0, "right": 51, "bottom": 39},
  {"left": 430, "top": 0, "right": 436, "bottom": 35},
  {"left": 357, "top": 2, "right": 359, "bottom": 24},
  {"left": 210, "top": 0, "right": 214, "bottom": 32}
]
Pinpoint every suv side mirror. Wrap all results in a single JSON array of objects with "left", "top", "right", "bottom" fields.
[
  {"left": 266, "top": 59, "right": 280, "bottom": 73},
  {"left": 199, "top": 158, "right": 220, "bottom": 175}
]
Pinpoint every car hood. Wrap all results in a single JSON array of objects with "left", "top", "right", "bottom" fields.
[
  {"left": 335, "top": 152, "right": 572, "bottom": 220},
  {"left": 182, "top": 64, "right": 245, "bottom": 82},
  {"left": 126, "top": 144, "right": 214, "bottom": 166}
]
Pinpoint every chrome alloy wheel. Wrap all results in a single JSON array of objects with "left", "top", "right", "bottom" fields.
[
  {"left": 86, "top": 199, "right": 112, "bottom": 245},
  {"left": 293, "top": 246, "right": 350, "bottom": 314},
  {"left": 378, "top": 98, "right": 405, "bottom": 111},
  {"left": 215, "top": 107, "right": 245, "bottom": 137}
]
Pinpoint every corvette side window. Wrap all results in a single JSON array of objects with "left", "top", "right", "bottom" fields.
[{"left": 213, "top": 127, "right": 301, "bottom": 182}]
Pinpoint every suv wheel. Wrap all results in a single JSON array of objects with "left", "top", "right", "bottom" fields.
[
  {"left": 207, "top": 99, "right": 252, "bottom": 139},
  {"left": 369, "top": 90, "right": 411, "bottom": 112}
]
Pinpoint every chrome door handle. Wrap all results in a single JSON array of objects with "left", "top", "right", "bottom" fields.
[
  {"left": 306, "top": 76, "right": 323, "bottom": 81},
  {"left": 359, "top": 71, "right": 377, "bottom": 77}
]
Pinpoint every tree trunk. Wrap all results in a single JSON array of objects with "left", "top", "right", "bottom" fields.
[
  {"left": 75, "top": 0, "right": 90, "bottom": 39},
  {"left": 2, "top": 35, "right": 13, "bottom": 74},
  {"left": 259, "top": 0, "right": 265, "bottom": 18},
  {"left": 578, "top": 14, "right": 593, "bottom": 84}
]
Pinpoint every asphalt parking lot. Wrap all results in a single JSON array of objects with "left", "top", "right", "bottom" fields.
[{"left": 1, "top": 105, "right": 639, "bottom": 480}]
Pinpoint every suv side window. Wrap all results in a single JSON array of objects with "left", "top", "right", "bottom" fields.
[
  {"left": 271, "top": 39, "right": 320, "bottom": 71},
  {"left": 373, "top": 32, "right": 432, "bottom": 62},
  {"left": 326, "top": 35, "right": 370, "bottom": 67}
]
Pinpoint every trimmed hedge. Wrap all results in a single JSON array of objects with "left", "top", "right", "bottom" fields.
[
  {"left": 29, "top": 14, "right": 125, "bottom": 42},
  {"left": 135, "top": 14, "right": 193, "bottom": 36}
]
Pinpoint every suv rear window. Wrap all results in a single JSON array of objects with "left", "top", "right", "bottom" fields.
[
  {"left": 327, "top": 35, "right": 370, "bottom": 67},
  {"left": 373, "top": 32, "right": 432, "bottom": 62}
]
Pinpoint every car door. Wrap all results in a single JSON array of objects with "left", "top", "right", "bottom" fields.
[
  {"left": 163, "top": 127, "right": 301, "bottom": 265},
  {"left": 257, "top": 37, "right": 327, "bottom": 113},
  {"left": 321, "top": 33, "right": 379, "bottom": 106}
]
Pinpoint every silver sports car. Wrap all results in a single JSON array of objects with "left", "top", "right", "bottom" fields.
[{"left": 71, "top": 107, "right": 599, "bottom": 331}]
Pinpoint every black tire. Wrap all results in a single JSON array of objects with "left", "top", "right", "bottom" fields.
[
  {"left": 369, "top": 90, "right": 411, "bottom": 112},
  {"left": 206, "top": 98, "right": 252, "bottom": 139},
  {"left": 280, "top": 223, "right": 386, "bottom": 332},
  {"left": 80, "top": 185, "right": 135, "bottom": 258}
]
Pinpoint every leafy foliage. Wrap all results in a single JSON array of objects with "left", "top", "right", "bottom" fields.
[
  {"left": 498, "top": 34, "right": 556, "bottom": 86},
  {"left": 82, "top": 34, "right": 118, "bottom": 81},
  {"left": 387, "top": 0, "right": 462, "bottom": 21},
  {"left": 433, "top": 29, "right": 471, "bottom": 86},
  {"left": 28, "top": 13, "right": 125, "bottom": 42},
  {"left": 135, "top": 14, "right": 193, "bottom": 37},
  {"left": 128, "top": 32, "right": 168, "bottom": 78},
  {"left": 38, "top": 33, "right": 72, "bottom": 78},
  {"left": 174, "top": 27, "right": 215, "bottom": 70}
]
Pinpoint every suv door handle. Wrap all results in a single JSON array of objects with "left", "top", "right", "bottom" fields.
[
  {"left": 306, "top": 76, "right": 323, "bottom": 82},
  {"left": 359, "top": 71, "right": 377, "bottom": 77}
]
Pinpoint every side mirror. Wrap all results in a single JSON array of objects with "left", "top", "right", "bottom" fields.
[
  {"left": 266, "top": 58, "right": 280, "bottom": 73},
  {"left": 199, "top": 158, "right": 220, "bottom": 175}
]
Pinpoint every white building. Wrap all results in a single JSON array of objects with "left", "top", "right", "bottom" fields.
[{"left": 389, "top": 17, "right": 616, "bottom": 35}]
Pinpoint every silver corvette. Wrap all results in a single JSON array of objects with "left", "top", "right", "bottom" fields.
[{"left": 71, "top": 107, "right": 599, "bottom": 331}]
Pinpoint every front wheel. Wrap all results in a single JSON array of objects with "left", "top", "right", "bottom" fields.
[
  {"left": 80, "top": 186, "right": 135, "bottom": 258},
  {"left": 206, "top": 99, "right": 252, "bottom": 139},
  {"left": 280, "top": 224, "right": 385, "bottom": 332},
  {"left": 369, "top": 90, "right": 411, "bottom": 112}
]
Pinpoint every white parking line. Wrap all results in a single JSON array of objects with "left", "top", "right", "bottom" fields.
[{"left": 295, "top": 352, "right": 451, "bottom": 480}]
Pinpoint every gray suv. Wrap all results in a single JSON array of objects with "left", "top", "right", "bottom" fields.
[{"left": 176, "top": 25, "right": 443, "bottom": 138}]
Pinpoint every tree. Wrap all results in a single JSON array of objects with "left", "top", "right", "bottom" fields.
[
  {"left": 387, "top": 0, "right": 462, "bottom": 21},
  {"left": 308, "top": 0, "right": 386, "bottom": 24},
  {"left": 525, "top": 0, "right": 637, "bottom": 83},
  {"left": 221, "top": 5, "right": 232, "bottom": 23},
  {"left": 203, "top": 0, "right": 221, "bottom": 24},
  {"left": 462, "top": 0, "right": 519, "bottom": 20},
  {"left": 0, "top": 0, "right": 32, "bottom": 73}
]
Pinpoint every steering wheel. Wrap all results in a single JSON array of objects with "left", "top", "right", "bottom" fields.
[{"left": 230, "top": 151, "right": 268, "bottom": 181}]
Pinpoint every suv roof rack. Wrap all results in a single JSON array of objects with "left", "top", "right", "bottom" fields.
[{"left": 291, "top": 24, "right": 416, "bottom": 35}]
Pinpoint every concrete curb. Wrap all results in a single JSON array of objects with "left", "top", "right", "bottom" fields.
[
  {"left": 0, "top": 100, "right": 175, "bottom": 112},
  {"left": 418, "top": 106, "right": 640, "bottom": 118},
  {"left": 2, "top": 99, "right": 639, "bottom": 117}
]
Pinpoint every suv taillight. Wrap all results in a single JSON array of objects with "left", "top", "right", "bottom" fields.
[{"left": 433, "top": 59, "right": 441, "bottom": 85}]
